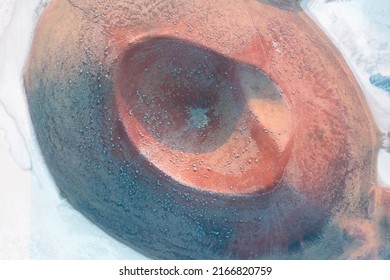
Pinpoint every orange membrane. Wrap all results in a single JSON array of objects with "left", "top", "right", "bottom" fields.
[{"left": 115, "top": 37, "right": 293, "bottom": 194}]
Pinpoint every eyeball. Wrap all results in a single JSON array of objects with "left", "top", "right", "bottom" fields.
[{"left": 24, "top": 0, "right": 379, "bottom": 259}]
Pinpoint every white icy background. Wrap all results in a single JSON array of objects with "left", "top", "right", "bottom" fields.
[{"left": 0, "top": 0, "right": 389, "bottom": 259}]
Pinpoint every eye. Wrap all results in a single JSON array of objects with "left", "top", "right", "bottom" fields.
[
  {"left": 115, "top": 37, "right": 293, "bottom": 194},
  {"left": 24, "top": 0, "right": 379, "bottom": 259}
]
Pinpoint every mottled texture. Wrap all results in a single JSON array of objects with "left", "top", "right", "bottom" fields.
[{"left": 24, "top": 0, "right": 388, "bottom": 259}]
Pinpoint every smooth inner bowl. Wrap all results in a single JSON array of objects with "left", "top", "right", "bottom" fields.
[{"left": 115, "top": 37, "right": 293, "bottom": 194}]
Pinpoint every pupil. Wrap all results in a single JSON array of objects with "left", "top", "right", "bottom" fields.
[
  {"left": 188, "top": 107, "right": 209, "bottom": 129},
  {"left": 122, "top": 38, "right": 244, "bottom": 154}
]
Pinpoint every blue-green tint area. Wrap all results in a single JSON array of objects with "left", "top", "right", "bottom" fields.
[
  {"left": 187, "top": 107, "right": 210, "bottom": 129},
  {"left": 370, "top": 73, "right": 390, "bottom": 94}
]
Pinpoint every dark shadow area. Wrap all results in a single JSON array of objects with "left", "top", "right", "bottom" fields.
[{"left": 258, "top": 0, "right": 302, "bottom": 11}]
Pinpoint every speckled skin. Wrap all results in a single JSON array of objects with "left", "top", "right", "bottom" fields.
[{"left": 24, "top": 0, "right": 389, "bottom": 259}]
